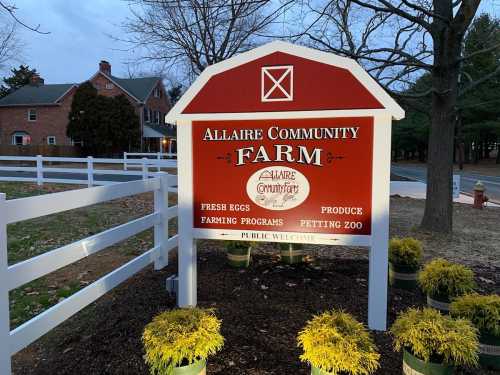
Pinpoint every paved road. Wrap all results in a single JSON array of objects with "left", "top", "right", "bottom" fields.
[{"left": 391, "top": 164, "right": 500, "bottom": 203}]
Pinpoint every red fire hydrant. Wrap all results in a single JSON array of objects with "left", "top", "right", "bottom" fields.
[{"left": 473, "top": 181, "right": 488, "bottom": 209}]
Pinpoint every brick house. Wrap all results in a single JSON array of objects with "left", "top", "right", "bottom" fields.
[{"left": 0, "top": 60, "right": 175, "bottom": 153}]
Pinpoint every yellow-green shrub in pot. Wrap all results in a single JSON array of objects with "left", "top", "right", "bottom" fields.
[
  {"left": 451, "top": 293, "right": 500, "bottom": 370},
  {"left": 142, "top": 308, "right": 224, "bottom": 375},
  {"left": 224, "top": 240, "right": 253, "bottom": 268},
  {"left": 390, "top": 307, "right": 479, "bottom": 375},
  {"left": 418, "top": 258, "right": 475, "bottom": 313},
  {"left": 297, "top": 310, "right": 380, "bottom": 375},
  {"left": 388, "top": 237, "right": 423, "bottom": 289}
]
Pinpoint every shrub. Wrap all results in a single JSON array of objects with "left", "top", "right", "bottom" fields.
[
  {"left": 297, "top": 310, "right": 380, "bottom": 375},
  {"left": 390, "top": 307, "right": 478, "bottom": 366},
  {"left": 450, "top": 294, "right": 500, "bottom": 336},
  {"left": 224, "top": 240, "right": 254, "bottom": 251},
  {"left": 418, "top": 258, "right": 475, "bottom": 297},
  {"left": 388, "top": 237, "right": 423, "bottom": 268},
  {"left": 142, "top": 308, "right": 224, "bottom": 375}
]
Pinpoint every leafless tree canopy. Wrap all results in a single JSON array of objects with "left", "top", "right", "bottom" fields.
[
  {"left": 0, "top": 17, "right": 20, "bottom": 71},
  {"left": 120, "top": 0, "right": 294, "bottom": 80},
  {"left": 296, "top": 0, "right": 497, "bottom": 99}
]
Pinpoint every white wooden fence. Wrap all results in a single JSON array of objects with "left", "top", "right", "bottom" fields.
[
  {"left": 0, "top": 155, "right": 177, "bottom": 187},
  {"left": 123, "top": 152, "right": 177, "bottom": 171},
  {"left": 0, "top": 173, "right": 178, "bottom": 373}
]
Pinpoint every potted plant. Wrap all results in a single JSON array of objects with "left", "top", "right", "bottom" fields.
[
  {"left": 390, "top": 307, "right": 479, "bottom": 375},
  {"left": 224, "top": 240, "right": 253, "bottom": 268},
  {"left": 418, "top": 258, "right": 475, "bottom": 312},
  {"left": 451, "top": 293, "right": 500, "bottom": 370},
  {"left": 388, "top": 237, "right": 423, "bottom": 289},
  {"left": 142, "top": 308, "right": 224, "bottom": 375},
  {"left": 297, "top": 309, "right": 380, "bottom": 375},
  {"left": 279, "top": 242, "right": 305, "bottom": 264}
]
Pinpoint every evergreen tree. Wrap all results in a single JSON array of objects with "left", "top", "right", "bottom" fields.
[
  {"left": 67, "top": 82, "right": 141, "bottom": 156},
  {"left": 167, "top": 84, "right": 183, "bottom": 106},
  {"left": 0, "top": 64, "right": 37, "bottom": 97}
]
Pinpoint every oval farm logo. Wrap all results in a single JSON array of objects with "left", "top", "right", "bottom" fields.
[{"left": 246, "top": 166, "right": 310, "bottom": 211}]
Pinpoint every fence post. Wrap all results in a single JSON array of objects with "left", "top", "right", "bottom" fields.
[
  {"left": 123, "top": 152, "right": 128, "bottom": 171},
  {"left": 0, "top": 193, "right": 12, "bottom": 374},
  {"left": 157, "top": 152, "right": 161, "bottom": 172},
  {"left": 142, "top": 158, "right": 148, "bottom": 180},
  {"left": 36, "top": 155, "right": 43, "bottom": 186},
  {"left": 87, "top": 156, "right": 94, "bottom": 188},
  {"left": 154, "top": 173, "right": 169, "bottom": 270}
]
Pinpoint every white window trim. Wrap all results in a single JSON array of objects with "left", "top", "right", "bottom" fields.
[
  {"left": 28, "top": 108, "right": 37, "bottom": 122},
  {"left": 105, "top": 83, "right": 114, "bottom": 90},
  {"left": 47, "top": 136, "right": 56, "bottom": 145}
]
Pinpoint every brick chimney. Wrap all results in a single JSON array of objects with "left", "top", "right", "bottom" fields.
[
  {"left": 99, "top": 60, "right": 111, "bottom": 75},
  {"left": 29, "top": 73, "right": 44, "bottom": 86}
]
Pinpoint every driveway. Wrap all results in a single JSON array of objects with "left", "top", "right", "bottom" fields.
[{"left": 391, "top": 164, "right": 500, "bottom": 203}]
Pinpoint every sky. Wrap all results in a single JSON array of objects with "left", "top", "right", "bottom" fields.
[
  {"left": 3, "top": 0, "right": 500, "bottom": 85},
  {"left": 8, "top": 0, "right": 136, "bottom": 83}
]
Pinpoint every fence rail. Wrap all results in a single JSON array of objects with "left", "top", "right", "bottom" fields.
[
  {"left": 123, "top": 152, "right": 177, "bottom": 171},
  {"left": 0, "top": 173, "right": 178, "bottom": 373},
  {"left": 0, "top": 155, "right": 178, "bottom": 187}
]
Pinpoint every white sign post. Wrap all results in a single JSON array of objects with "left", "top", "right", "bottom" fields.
[{"left": 167, "top": 41, "right": 404, "bottom": 330}]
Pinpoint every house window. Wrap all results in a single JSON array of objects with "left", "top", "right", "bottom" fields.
[
  {"left": 105, "top": 83, "right": 114, "bottom": 90},
  {"left": 154, "top": 88, "right": 162, "bottom": 98},
  {"left": 143, "top": 107, "right": 150, "bottom": 123},
  {"left": 28, "top": 108, "right": 37, "bottom": 121},
  {"left": 12, "top": 132, "right": 31, "bottom": 145},
  {"left": 155, "top": 111, "right": 160, "bottom": 124},
  {"left": 71, "top": 138, "right": 84, "bottom": 146},
  {"left": 47, "top": 136, "right": 56, "bottom": 145}
]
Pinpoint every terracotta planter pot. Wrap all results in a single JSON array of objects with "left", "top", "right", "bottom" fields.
[
  {"left": 403, "top": 350, "right": 453, "bottom": 375},
  {"left": 280, "top": 243, "right": 304, "bottom": 264},
  {"left": 478, "top": 331, "right": 500, "bottom": 370},
  {"left": 173, "top": 359, "right": 206, "bottom": 375},
  {"left": 426, "top": 293, "right": 451, "bottom": 313},
  {"left": 227, "top": 245, "right": 251, "bottom": 268},
  {"left": 389, "top": 262, "right": 419, "bottom": 289}
]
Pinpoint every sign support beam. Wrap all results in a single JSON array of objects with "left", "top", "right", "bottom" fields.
[
  {"left": 368, "top": 113, "right": 392, "bottom": 330},
  {"left": 177, "top": 121, "right": 197, "bottom": 307}
]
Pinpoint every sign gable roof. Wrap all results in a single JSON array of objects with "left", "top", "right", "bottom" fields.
[{"left": 167, "top": 41, "right": 404, "bottom": 122}]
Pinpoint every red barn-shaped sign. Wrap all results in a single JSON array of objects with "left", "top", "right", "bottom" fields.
[{"left": 167, "top": 42, "right": 404, "bottom": 330}]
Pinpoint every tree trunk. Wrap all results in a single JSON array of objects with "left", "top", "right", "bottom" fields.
[{"left": 421, "top": 18, "right": 461, "bottom": 233}]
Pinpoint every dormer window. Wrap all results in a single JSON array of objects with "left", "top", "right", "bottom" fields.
[
  {"left": 28, "top": 108, "right": 37, "bottom": 121},
  {"left": 154, "top": 88, "right": 162, "bottom": 98}
]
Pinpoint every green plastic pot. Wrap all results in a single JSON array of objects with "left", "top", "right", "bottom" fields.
[
  {"left": 479, "top": 331, "right": 500, "bottom": 370},
  {"left": 279, "top": 243, "right": 304, "bottom": 264},
  {"left": 173, "top": 359, "right": 206, "bottom": 375},
  {"left": 389, "top": 262, "right": 419, "bottom": 289},
  {"left": 403, "top": 350, "right": 453, "bottom": 375},
  {"left": 227, "top": 245, "right": 251, "bottom": 268},
  {"left": 426, "top": 293, "right": 451, "bottom": 314}
]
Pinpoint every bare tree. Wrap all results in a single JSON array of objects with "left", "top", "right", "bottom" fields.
[
  {"left": 0, "top": 1, "right": 48, "bottom": 34},
  {"left": 296, "top": 0, "right": 497, "bottom": 233},
  {"left": 119, "top": 0, "right": 294, "bottom": 81},
  {"left": 0, "top": 19, "right": 19, "bottom": 71}
]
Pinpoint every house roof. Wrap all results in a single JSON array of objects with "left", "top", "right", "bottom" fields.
[
  {"left": 144, "top": 124, "right": 176, "bottom": 138},
  {"left": 109, "top": 76, "right": 161, "bottom": 102},
  {"left": 0, "top": 84, "right": 76, "bottom": 106}
]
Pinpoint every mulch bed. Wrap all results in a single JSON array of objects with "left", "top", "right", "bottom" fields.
[{"left": 12, "top": 243, "right": 499, "bottom": 375}]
